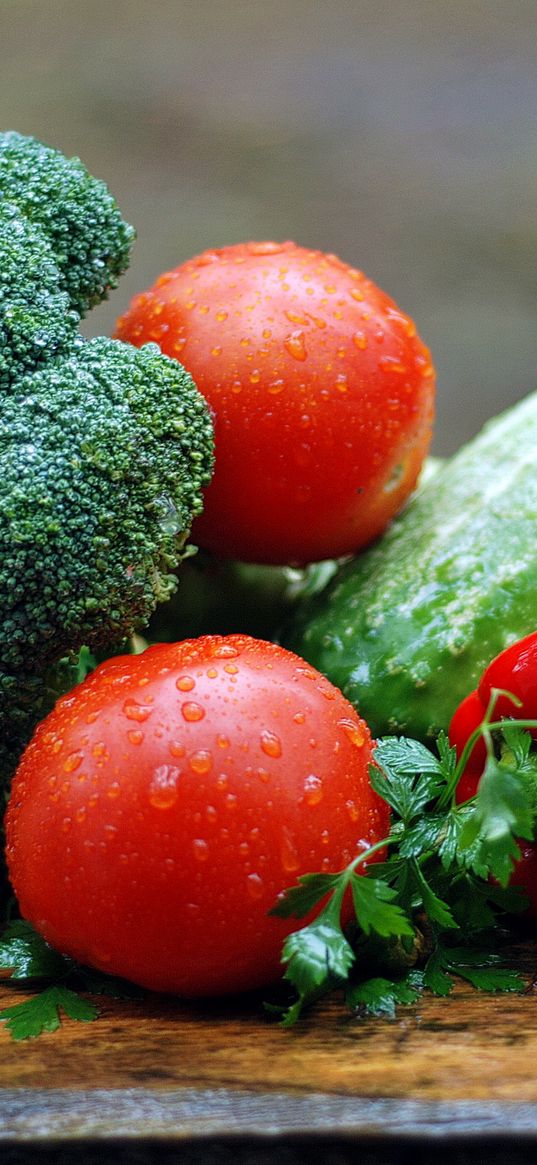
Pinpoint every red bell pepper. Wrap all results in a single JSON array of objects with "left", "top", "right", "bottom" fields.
[{"left": 448, "top": 631, "right": 537, "bottom": 916}]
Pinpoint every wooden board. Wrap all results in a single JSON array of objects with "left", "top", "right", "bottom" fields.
[{"left": 1, "top": 938, "right": 537, "bottom": 1162}]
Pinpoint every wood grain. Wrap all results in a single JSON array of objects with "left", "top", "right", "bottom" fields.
[{"left": 0, "top": 937, "right": 536, "bottom": 1160}]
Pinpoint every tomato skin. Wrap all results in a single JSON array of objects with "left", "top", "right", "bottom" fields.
[
  {"left": 115, "top": 241, "right": 435, "bottom": 565},
  {"left": 5, "top": 635, "right": 388, "bottom": 997}
]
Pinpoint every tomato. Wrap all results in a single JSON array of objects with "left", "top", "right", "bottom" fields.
[
  {"left": 115, "top": 241, "right": 435, "bottom": 565},
  {"left": 5, "top": 635, "right": 388, "bottom": 997}
]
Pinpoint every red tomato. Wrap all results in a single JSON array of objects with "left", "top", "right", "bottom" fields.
[
  {"left": 5, "top": 635, "right": 388, "bottom": 997},
  {"left": 115, "top": 241, "right": 435, "bottom": 565}
]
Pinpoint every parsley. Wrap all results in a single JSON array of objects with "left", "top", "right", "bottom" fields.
[
  {"left": 0, "top": 986, "right": 98, "bottom": 1041},
  {"left": 0, "top": 919, "right": 142, "bottom": 1040},
  {"left": 271, "top": 719, "right": 534, "bottom": 1024}
]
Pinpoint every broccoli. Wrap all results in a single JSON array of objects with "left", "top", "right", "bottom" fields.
[
  {"left": 0, "top": 131, "right": 215, "bottom": 780},
  {"left": 0, "top": 131, "right": 135, "bottom": 315},
  {"left": 0, "top": 336, "right": 214, "bottom": 775},
  {"left": 0, "top": 201, "right": 79, "bottom": 389}
]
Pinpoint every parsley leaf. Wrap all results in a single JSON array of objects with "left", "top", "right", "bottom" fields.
[
  {"left": 347, "top": 970, "right": 424, "bottom": 1017},
  {"left": 0, "top": 986, "right": 98, "bottom": 1040},
  {"left": 350, "top": 875, "right": 414, "bottom": 937},
  {"left": 461, "top": 755, "right": 534, "bottom": 885},
  {"left": 0, "top": 920, "right": 72, "bottom": 980}
]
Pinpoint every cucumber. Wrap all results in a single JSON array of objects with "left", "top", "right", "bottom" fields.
[{"left": 285, "top": 391, "right": 537, "bottom": 741}]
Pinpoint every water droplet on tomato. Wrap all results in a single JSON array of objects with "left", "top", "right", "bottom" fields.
[
  {"left": 127, "top": 729, "right": 144, "bottom": 746},
  {"left": 247, "top": 873, "right": 264, "bottom": 900},
  {"left": 61, "top": 817, "right": 72, "bottom": 833},
  {"left": 280, "top": 826, "right": 300, "bottom": 873},
  {"left": 260, "top": 730, "right": 282, "bottom": 758},
  {"left": 353, "top": 331, "right": 368, "bottom": 350},
  {"left": 176, "top": 675, "right": 195, "bottom": 692},
  {"left": 346, "top": 799, "right": 360, "bottom": 823},
  {"left": 189, "top": 749, "right": 213, "bottom": 775},
  {"left": 212, "top": 643, "right": 240, "bottom": 659},
  {"left": 182, "top": 701, "right": 205, "bottom": 722},
  {"left": 193, "top": 838, "right": 209, "bottom": 862},
  {"left": 149, "top": 765, "right": 181, "bottom": 809},
  {"left": 63, "top": 751, "right": 83, "bottom": 773},
  {"left": 169, "top": 739, "right": 185, "bottom": 758},
  {"left": 304, "top": 775, "right": 323, "bottom": 806},
  {"left": 350, "top": 287, "right": 365, "bottom": 302},
  {"left": 123, "top": 699, "right": 153, "bottom": 723},
  {"left": 338, "top": 718, "right": 366, "bottom": 748},
  {"left": 379, "top": 355, "right": 406, "bottom": 374},
  {"left": 268, "top": 378, "right": 285, "bottom": 395},
  {"left": 284, "top": 330, "right": 307, "bottom": 361}
]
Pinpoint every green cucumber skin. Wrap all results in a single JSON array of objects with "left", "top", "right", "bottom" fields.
[{"left": 286, "top": 391, "right": 537, "bottom": 741}]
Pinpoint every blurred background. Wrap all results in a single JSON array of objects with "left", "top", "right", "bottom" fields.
[{"left": 1, "top": 0, "right": 536, "bottom": 454}]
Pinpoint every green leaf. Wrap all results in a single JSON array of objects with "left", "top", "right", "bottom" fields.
[
  {"left": 411, "top": 862, "right": 457, "bottom": 929},
  {"left": 0, "top": 986, "right": 98, "bottom": 1041},
  {"left": 0, "top": 921, "right": 72, "bottom": 980},
  {"left": 350, "top": 875, "right": 414, "bottom": 938},
  {"left": 347, "top": 971, "right": 424, "bottom": 1017},
  {"left": 270, "top": 873, "right": 341, "bottom": 919},
  {"left": 453, "top": 965, "right": 525, "bottom": 993},
  {"left": 461, "top": 756, "right": 534, "bottom": 885},
  {"left": 282, "top": 917, "right": 355, "bottom": 1000},
  {"left": 371, "top": 738, "right": 444, "bottom": 823},
  {"left": 423, "top": 949, "right": 454, "bottom": 997},
  {"left": 399, "top": 814, "right": 445, "bottom": 858}
]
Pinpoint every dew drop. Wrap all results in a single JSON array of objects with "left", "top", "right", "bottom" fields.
[
  {"left": 63, "top": 751, "right": 83, "bottom": 773},
  {"left": 123, "top": 699, "right": 153, "bottom": 723},
  {"left": 353, "top": 330, "right": 368, "bottom": 350},
  {"left": 61, "top": 817, "right": 72, "bottom": 833},
  {"left": 75, "top": 806, "right": 87, "bottom": 824},
  {"left": 149, "top": 765, "right": 181, "bottom": 809},
  {"left": 338, "top": 718, "right": 366, "bottom": 748},
  {"left": 193, "top": 839, "right": 209, "bottom": 862},
  {"left": 379, "top": 355, "right": 406, "bottom": 374},
  {"left": 247, "top": 873, "right": 264, "bottom": 900},
  {"left": 216, "top": 309, "right": 228, "bottom": 321},
  {"left": 189, "top": 749, "right": 213, "bottom": 775},
  {"left": 280, "top": 826, "right": 300, "bottom": 873},
  {"left": 346, "top": 799, "right": 360, "bottom": 823},
  {"left": 217, "top": 734, "right": 230, "bottom": 749},
  {"left": 350, "top": 287, "right": 365, "bottom": 302},
  {"left": 284, "top": 330, "right": 307, "bottom": 361},
  {"left": 176, "top": 675, "right": 195, "bottom": 692},
  {"left": 182, "top": 701, "right": 205, "bottom": 722},
  {"left": 304, "top": 775, "right": 323, "bottom": 806},
  {"left": 212, "top": 643, "right": 240, "bottom": 659},
  {"left": 169, "top": 739, "right": 186, "bottom": 758},
  {"left": 127, "top": 729, "right": 144, "bottom": 746},
  {"left": 260, "top": 729, "right": 282, "bottom": 758},
  {"left": 293, "top": 712, "right": 306, "bottom": 725}
]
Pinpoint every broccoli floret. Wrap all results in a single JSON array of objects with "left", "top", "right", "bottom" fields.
[
  {"left": 0, "top": 336, "right": 214, "bottom": 771},
  {"left": 0, "top": 202, "right": 79, "bottom": 389},
  {"left": 0, "top": 131, "right": 135, "bottom": 316}
]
